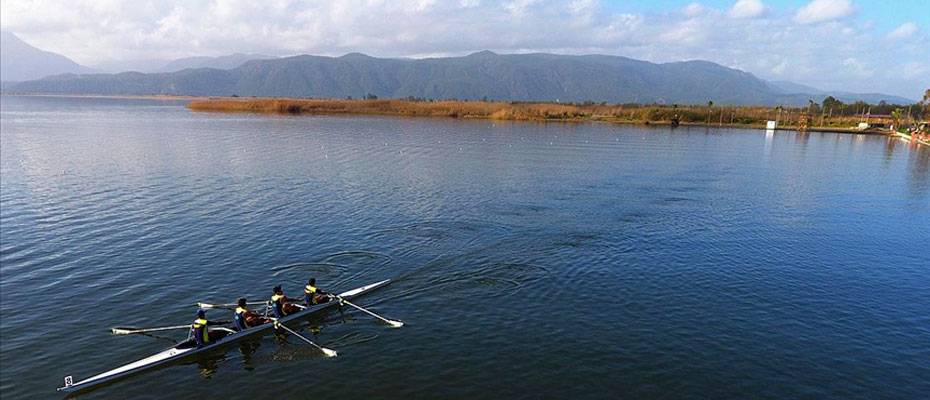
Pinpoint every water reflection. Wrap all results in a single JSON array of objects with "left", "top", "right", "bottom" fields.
[
  {"left": 196, "top": 355, "right": 224, "bottom": 379},
  {"left": 793, "top": 130, "right": 810, "bottom": 153},
  {"left": 764, "top": 129, "right": 774, "bottom": 158},
  {"left": 906, "top": 146, "right": 930, "bottom": 199},
  {"left": 883, "top": 138, "right": 898, "bottom": 170},
  {"left": 238, "top": 341, "right": 261, "bottom": 371}
]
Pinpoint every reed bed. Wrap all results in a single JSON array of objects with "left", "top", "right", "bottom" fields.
[{"left": 187, "top": 98, "right": 887, "bottom": 129}]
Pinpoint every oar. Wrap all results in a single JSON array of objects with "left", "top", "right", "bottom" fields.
[
  {"left": 271, "top": 319, "right": 337, "bottom": 357},
  {"left": 336, "top": 296, "right": 404, "bottom": 328},
  {"left": 197, "top": 301, "right": 267, "bottom": 310},
  {"left": 111, "top": 325, "right": 191, "bottom": 335}
]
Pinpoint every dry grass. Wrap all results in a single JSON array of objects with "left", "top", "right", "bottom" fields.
[
  {"left": 188, "top": 98, "right": 594, "bottom": 121},
  {"left": 187, "top": 98, "right": 886, "bottom": 129}
]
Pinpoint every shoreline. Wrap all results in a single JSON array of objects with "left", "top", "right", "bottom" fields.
[
  {"left": 185, "top": 97, "right": 897, "bottom": 135},
  {"left": 1, "top": 93, "right": 203, "bottom": 101},
  {"left": 1, "top": 93, "right": 902, "bottom": 135}
]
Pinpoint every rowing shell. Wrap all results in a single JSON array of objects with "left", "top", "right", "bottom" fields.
[{"left": 58, "top": 279, "right": 391, "bottom": 393}]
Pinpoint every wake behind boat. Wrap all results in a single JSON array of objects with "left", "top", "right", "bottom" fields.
[{"left": 58, "top": 279, "right": 396, "bottom": 394}]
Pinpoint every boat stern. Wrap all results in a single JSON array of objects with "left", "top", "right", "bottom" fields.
[{"left": 57, "top": 375, "right": 74, "bottom": 392}]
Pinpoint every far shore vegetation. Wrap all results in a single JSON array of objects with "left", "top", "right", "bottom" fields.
[{"left": 188, "top": 92, "right": 930, "bottom": 132}]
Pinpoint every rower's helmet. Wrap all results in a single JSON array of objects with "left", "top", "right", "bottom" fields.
[
  {"left": 237, "top": 298, "right": 247, "bottom": 307},
  {"left": 196, "top": 309, "right": 206, "bottom": 318},
  {"left": 308, "top": 278, "right": 316, "bottom": 285}
]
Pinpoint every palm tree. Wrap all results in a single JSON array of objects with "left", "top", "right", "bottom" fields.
[
  {"left": 891, "top": 109, "right": 903, "bottom": 132},
  {"left": 924, "top": 89, "right": 930, "bottom": 118}
]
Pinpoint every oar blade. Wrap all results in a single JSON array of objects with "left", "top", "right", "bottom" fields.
[
  {"left": 338, "top": 297, "right": 404, "bottom": 329},
  {"left": 111, "top": 324, "right": 191, "bottom": 335},
  {"left": 321, "top": 348, "right": 338, "bottom": 357},
  {"left": 110, "top": 327, "right": 137, "bottom": 335},
  {"left": 197, "top": 301, "right": 265, "bottom": 309}
]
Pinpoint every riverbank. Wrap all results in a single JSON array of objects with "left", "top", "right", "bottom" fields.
[
  {"left": 187, "top": 97, "right": 890, "bottom": 134},
  {"left": 894, "top": 131, "right": 930, "bottom": 146},
  {"left": 2, "top": 93, "right": 202, "bottom": 101}
]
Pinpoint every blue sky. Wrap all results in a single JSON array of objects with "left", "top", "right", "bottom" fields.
[
  {"left": 1, "top": 0, "right": 927, "bottom": 99},
  {"left": 606, "top": 0, "right": 930, "bottom": 31}
]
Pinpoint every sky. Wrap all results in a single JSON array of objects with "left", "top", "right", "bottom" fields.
[{"left": 1, "top": 0, "right": 927, "bottom": 99}]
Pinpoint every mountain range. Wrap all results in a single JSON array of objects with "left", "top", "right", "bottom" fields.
[
  {"left": 155, "top": 54, "right": 276, "bottom": 73},
  {"left": 0, "top": 31, "right": 273, "bottom": 79},
  {"left": 0, "top": 31, "right": 96, "bottom": 81},
  {"left": 1, "top": 32, "right": 914, "bottom": 106},
  {"left": 93, "top": 53, "right": 276, "bottom": 74}
]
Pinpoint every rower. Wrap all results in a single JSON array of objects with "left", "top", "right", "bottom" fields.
[
  {"left": 304, "top": 278, "right": 329, "bottom": 306},
  {"left": 270, "top": 285, "right": 298, "bottom": 318},
  {"left": 233, "top": 298, "right": 259, "bottom": 332},
  {"left": 191, "top": 309, "right": 225, "bottom": 348}
]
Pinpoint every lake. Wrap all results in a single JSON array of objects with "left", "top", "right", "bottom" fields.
[{"left": 1, "top": 95, "right": 928, "bottom": 399}]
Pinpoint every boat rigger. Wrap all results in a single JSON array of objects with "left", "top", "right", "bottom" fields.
[{"left": 58, "top": 279, "right": 398, "bottom": 394}]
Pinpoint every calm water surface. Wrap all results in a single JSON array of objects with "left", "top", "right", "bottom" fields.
[{"left": 1, "top": 95, "right": 928, "bottom": 399}]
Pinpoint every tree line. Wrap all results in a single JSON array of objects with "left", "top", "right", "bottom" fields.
[{"left": 820, "top": 89, "right": 929, "bottom": 121}]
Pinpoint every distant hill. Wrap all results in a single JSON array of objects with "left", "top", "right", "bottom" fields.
[
  {"left": 5, "top": 51, "right": 914, "bottom": 106},
  {"left": 93, "top": 59, "right": 176, "bottom": 74},
  {"left": 94, "top": 54, "right": 277, "bottom": 74},
  {"left": 767, "top": 80, "right": 913, "bottom": 105},
  {"left": 0, "top": 31, "right": 95, "bottom": 82},
  {"left": 157, "top": 53, "right": 276, "bottom": 73},
  {"left": 767, "top": 80, "right": 824, "bottom": 95}
]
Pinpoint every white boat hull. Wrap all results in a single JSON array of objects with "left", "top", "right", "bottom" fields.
[{"left": 58, "top": 279, "right": 391, "bottom": 393}]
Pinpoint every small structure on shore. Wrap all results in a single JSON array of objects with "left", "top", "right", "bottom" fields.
[
  {"left": 798, "top": 113, "right": 810, "bottom": 132},
  {"left": 857, "top": 114, "right": 893, "bottom": 130}
]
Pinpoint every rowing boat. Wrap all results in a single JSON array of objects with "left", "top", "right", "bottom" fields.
[{"left": 58, "top": 279, "right": 391, "bottom": 393}]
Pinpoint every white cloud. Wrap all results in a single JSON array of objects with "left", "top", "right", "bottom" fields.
[
  {"left": 770, "top": 59, "right": 789, "bottom": 75},
  {"left": 0, "top": 0, "right": 925, "bottom": 99},
  {"left": 504, "top": 0, "right": 541, "bottom": 16},
  {"left": 682, "top": 2, "right": 705, "bottom": 18},
  {"left": 794, "top": 0, "right": 855, "bottom": 24},
  {"left": 897, "top": 61, "right": 928, "bottom": 80},
  {"left": 728, "top": 0, "right": 767, "bottom": 19},
  {"left": 887, "top": 22, "right": 918, "bottom": 40},
  {"left": 660, "top": 18, "right": 708, "bottom": 45},
  {"left": 842, "top": 57, "right": 873, "bottom": 78}
]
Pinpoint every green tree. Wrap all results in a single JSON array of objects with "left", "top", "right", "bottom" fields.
[
  {"left": 822, "top": 96, "right": 843, "bottom": 110},
  {"left": 891, "top": 108, "right": 903, "bottom": 131},
  {"left": 807, "top": 99, "right": 820, "bottom": 114},
  {"left": 923, "top": 89, "right": 930, "bottom": 118}
]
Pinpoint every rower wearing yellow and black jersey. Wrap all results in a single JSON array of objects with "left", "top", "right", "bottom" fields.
[
  {"left": 191, "top": 309, "right": 227, "bottom": 348},
  {"left": 303, "top": 278, "right": 330, "bottom": 306},
  {"left": 270, "top": 285, "right": 299, "bottom": 318}
]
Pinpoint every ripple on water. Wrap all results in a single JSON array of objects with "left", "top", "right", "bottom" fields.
[{"left": 1, "top": 98, "right": 928, "bottom": 400}]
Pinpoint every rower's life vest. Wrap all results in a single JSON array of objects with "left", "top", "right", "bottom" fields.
[
  {"left": 234, "top": 307, "right": 249, "bottom": 330},
  {"left": 304, "top": 285, "right": 319, "bottom": 305},
  {"left": 271, "top": 294, "right": 286, "bottom": 317},
  {"left": 192, "top": 318, "right": 209, "bottom": 343}
]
